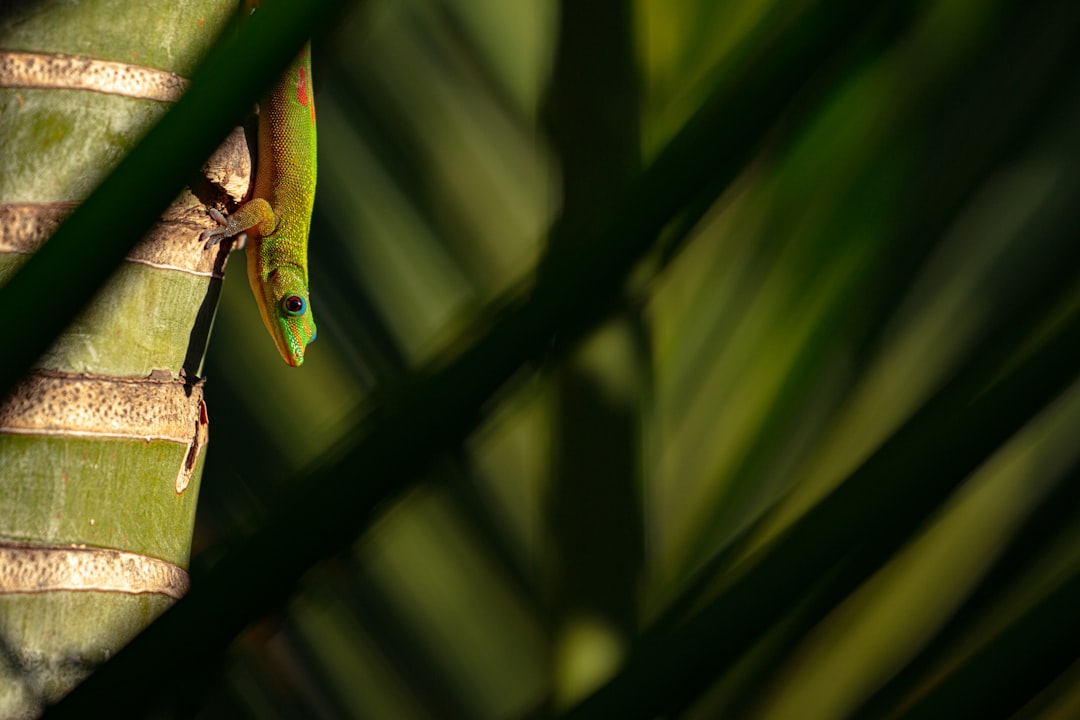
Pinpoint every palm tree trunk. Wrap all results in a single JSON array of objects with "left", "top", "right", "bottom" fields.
[{"left": 0, "top": 1, "right": 245, "bottom": 714}]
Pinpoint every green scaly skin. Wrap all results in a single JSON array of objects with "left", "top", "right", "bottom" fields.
[{"left": 202, "top": 42, "right": 317, "bottom": 367}]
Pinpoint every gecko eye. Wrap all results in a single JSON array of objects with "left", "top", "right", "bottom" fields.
[{"left": 282, "top": 295, "right": 307, "bottom": 316}]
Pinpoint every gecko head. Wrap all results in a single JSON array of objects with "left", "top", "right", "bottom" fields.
[{"left": 255, "top": 266, "right": 318, "bottom": 367}]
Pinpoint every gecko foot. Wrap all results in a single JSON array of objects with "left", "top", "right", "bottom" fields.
[{"left": 201, "top": 207, "right": 230, "bottom": 248}]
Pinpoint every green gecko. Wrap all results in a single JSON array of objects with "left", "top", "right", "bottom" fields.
[{"left": 202, "top": 42, "right": 317, "bottom": 367}]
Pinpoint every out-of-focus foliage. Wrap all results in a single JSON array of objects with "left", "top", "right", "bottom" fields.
[{"left": 44, "top": 0, "right": 1080, "bottom": 717}]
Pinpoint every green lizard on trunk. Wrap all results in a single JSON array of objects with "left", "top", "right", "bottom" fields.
[{"left": 202, "top": 41, "right": 317, "bottom": 367}]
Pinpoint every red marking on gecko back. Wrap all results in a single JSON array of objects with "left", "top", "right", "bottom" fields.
[
  {"left": 297, "top": 65, "right": 316, "bottom": 128},
  {"left": 297, "top": 67, "right": 309, "bottom": 107}
]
